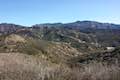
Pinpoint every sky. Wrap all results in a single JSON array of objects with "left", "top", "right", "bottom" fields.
[{"left": 0, "top": 0, "right": 120, "bottom": 26}]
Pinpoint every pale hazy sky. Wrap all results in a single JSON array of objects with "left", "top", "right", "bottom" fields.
[{"left": 0, "top": 0, "right": 120, "bottom": 26}]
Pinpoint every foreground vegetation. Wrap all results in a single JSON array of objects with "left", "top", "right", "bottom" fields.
[
  {"left": 0, "top": 46, "right": 119, "bottom": 80},
  {"left": 0, "top": 53, "right": 119, "bottom": 80}
]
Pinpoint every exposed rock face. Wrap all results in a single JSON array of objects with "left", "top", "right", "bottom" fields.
[{"left": 0, "top": 23, "right": 25, "bottom": 34}]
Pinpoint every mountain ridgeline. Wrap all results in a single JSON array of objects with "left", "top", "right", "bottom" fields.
[{"left": 1, "top": 21, "right": 120, "bottom": 33}]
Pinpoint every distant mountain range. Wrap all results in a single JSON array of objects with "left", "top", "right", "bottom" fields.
[
  {"left": 0, "top": 21, "right": 120, "bottom": 33},
  {"left": 33, "top": 21, "right": 120, "bottom": 29}
]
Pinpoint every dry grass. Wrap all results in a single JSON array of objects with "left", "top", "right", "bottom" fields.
[
  {"left": 0, "top": 53, "right": 56, "bottom": 80},
  {"left": 0, "top": 53, "right": 119, "bottom": 80},
  {"left": 78, "top": 62, "right": 120, "bottom": 80},
  {"left": 49, "top": 62, "right": 120, "bottom": 80}
]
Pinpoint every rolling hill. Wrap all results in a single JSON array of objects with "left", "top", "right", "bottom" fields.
[{"left": 0, "top": 21, "right": 120, "bottom": 80}]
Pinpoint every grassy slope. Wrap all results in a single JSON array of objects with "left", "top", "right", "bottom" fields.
[{"left": 0, "top": 29, "right": 119, "bottom": 80}]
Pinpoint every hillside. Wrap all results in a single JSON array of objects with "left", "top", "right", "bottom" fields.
[{"left": 0, "top": 21, "right": 119, "bottom": 80}]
